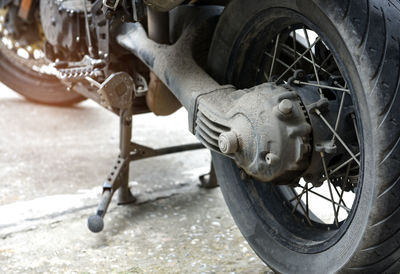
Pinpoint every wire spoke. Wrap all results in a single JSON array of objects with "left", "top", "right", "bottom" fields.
[
  {"left": 306, "top": 182, "right": 310, "bottom": 220},
  {"left": 292, "top": 80, "right": 350, "bottom": 94},
  {"left": 303, "top": 27, "right": 322, "bottom": 95},
  {"left": 293, "top": 30, "right": 297, "bottom": 70},
  {"left": 331, "top": 92, "right": 347, "bottom": 143},
  {"left": 329, "top": 152, "right": 360, "bottom": 175},
  {"left": 289, "top": 185, "right": 315, "bottom": 202},
  {"left": 334, "top": 80, "right": 347, "bottom": 89},
  {"left": 280, "top": 44, "right": 333, "bottom": 77},
  {"left": 336, "top": 163, "right": 352, "bottom": 217},
  {"left": 268, "top": 33, "right": 281, "bottom": 81},
  {"left": 316, "top": 52, "right": 333, "bottom": 74},
  {"left": 275, "top": 37, "right": 321, "bottom": 83},
  {"left": 263, "top": 53, "right": 296, "bottom": 74},
  {"left": 336, "top": 187, "right": 346, "bottom": 218},
  {"left": 333, "top": 185, "right": 348, "bottom": 208},
  {"left": 291, "top": 186, "right": 308, "bottom": 214},
  {"left": 334, "top": 92, "right": 346, "bottom": 131},
  {"left": 321, "top": 152, "right": 339, "bottom": 226},
  {"left": 289, "top": 187, "right": 313, "bottom": 225},
  {"left": 315, "top": 109, "right": 360, "bottom": 166},
  {"left": 290, "top": 179, "right": 352, "bottom": 218},
  {"left": 306, "top": 188, "right": 351, "bottom": 212}
]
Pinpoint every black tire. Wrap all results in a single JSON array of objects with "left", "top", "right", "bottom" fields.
[
  {"left": 208, "top": 0, "right": 400, "bottom": 273},
  {"left": 0, "top": 51, "right": 85, "bottom": 106}
]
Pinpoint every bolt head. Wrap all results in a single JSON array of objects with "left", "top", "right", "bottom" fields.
[
  {"left": 266, "top": 153, "right": 280, "bottom": 166},
  {"left": 278, "top": 99, "right": 293, "bottom": 115},
  {"left": 218, "top": 131, "right": 238, "bottom": 154}
]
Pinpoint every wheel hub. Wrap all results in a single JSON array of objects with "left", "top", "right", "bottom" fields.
[
  {"left": 195, "top": 73, "right": 357, "bottom": 187},
  {"left": 195, "top": 83, "right": 312, "bottom": 184}
]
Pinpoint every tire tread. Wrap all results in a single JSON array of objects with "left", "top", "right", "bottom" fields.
[{"left": 334, "top": 0, "right": 400, "bottom": 271}]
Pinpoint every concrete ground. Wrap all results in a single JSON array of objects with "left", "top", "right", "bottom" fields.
[{"left": 0, "top": 83, "right": 270, "bottom": 273}]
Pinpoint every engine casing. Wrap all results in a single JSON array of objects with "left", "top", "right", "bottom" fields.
[{"left": 40, "top": 0, "right": 87, "bottom": 60}]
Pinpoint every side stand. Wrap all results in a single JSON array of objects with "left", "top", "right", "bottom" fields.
[
  {"left": 87, "top": 73, "right": 208, "bottom": 233},
  {"left": 87, "top": 107, "right": 135, "bottom": 233}
]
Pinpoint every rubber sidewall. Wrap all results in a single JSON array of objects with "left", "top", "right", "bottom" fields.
[{"left": 209, "top": 1, "right": 377, "bottom": 273}]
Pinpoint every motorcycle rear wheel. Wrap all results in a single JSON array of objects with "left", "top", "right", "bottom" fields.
[{"left": 209, "top": 0, "right": 400, "bottom": 273}]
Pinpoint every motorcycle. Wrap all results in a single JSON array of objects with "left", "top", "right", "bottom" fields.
[{"left": 0, "top": 0, "right": 399, "bottom": 272}]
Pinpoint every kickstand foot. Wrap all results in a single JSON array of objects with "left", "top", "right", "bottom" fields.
[
  {"left": 88, "top": 214, "right": 104, "bottom": 233},
  {"left": 118, "top": 186, "right": 137, "bottom": 205},
  {"left": 199, "top": 160, "right": 219, "bottom": 189}
]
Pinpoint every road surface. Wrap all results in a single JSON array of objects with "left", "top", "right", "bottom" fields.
[{"left": 0, "top": 83, "right": 269, "bottom": 273}]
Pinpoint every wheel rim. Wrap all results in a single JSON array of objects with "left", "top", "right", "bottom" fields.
[
  {"left": 265, "top": 26, "right": 360, "bottom": 226},
  {"left": 227, "top": 10, "right": 363, "bottom": 253}
]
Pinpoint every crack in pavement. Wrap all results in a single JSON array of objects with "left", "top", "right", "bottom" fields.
[{"left": 0, "top": 181, "right": 199, "bottom": 238}]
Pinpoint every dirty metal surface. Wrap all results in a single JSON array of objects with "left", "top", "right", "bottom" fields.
[{"left": 0, "top": 83, "right": 270, "bottom": 273}]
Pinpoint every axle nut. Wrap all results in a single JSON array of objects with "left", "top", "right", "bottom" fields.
[
  {"left": 278, "top": 99, "right": 293, "bottom": 115},
  {"left": 218, "top": 131, "right": 238, "bottom": 154}
]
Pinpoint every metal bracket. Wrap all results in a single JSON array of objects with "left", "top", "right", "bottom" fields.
[
  {"left": 315, "top": 141, "right": 337, "bottom": 154},
  {"left": 132, "top": 0, "right": 145, "bottom": 21},
  {"left": 92, "top": 0, "right": 110, "bottom": 58},
  {"left": 103, "top": 0, "right": 120, "bottom": 10},
  {"left": 98, "top": 72, "right": 135, "bottom": 109},
  {"left": 133, "top": 72, "right": 149, "bottom": 97}
]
